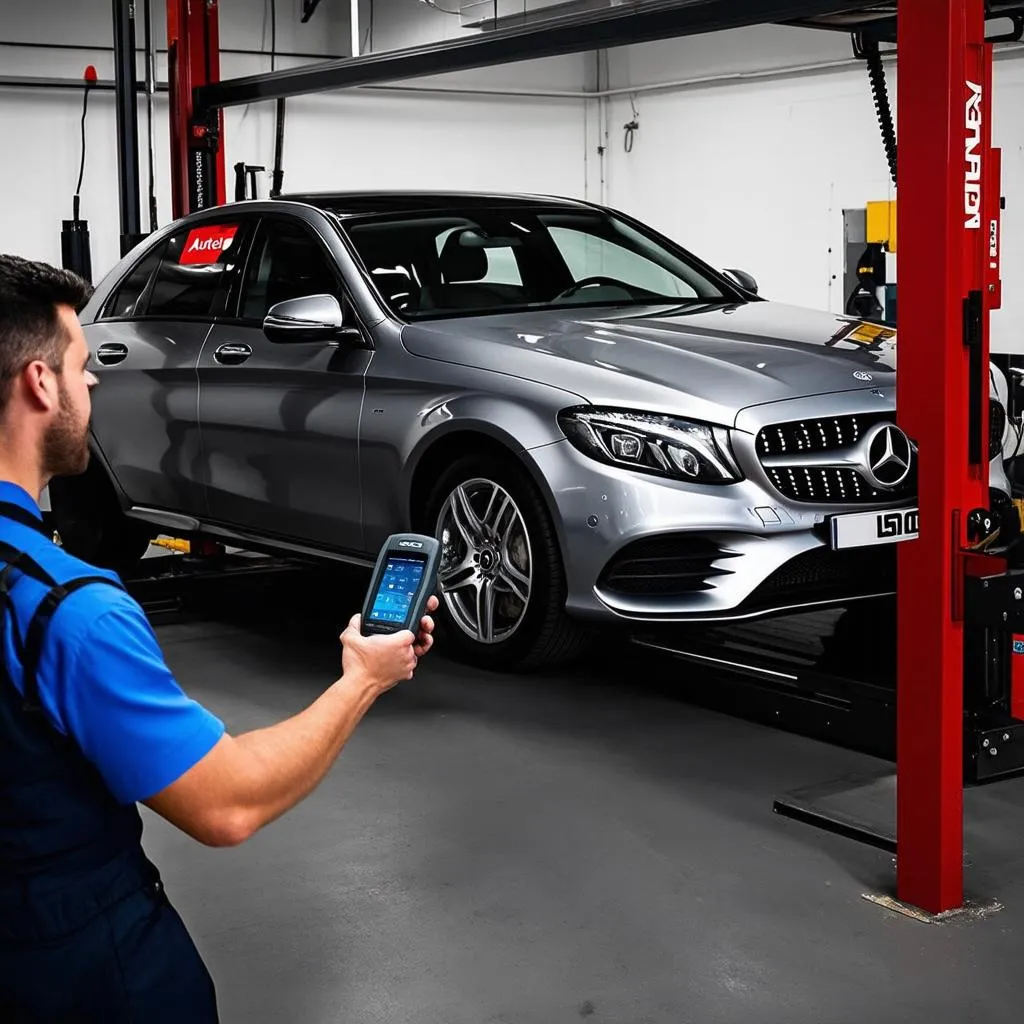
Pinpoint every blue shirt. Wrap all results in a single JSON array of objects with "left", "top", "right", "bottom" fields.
[{"left": 0, "top": 482, "right": 225, "bottom": 804}]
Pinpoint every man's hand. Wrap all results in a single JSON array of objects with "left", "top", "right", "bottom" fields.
[
  {"left": 414, "top": 595, "right": 439, "bottom": 657},
  {"left": 340, "top": 596, "right": 439, "bottom": 696},
  {"left": 144, "top": 596, "right": 443, "bottom": 847}
]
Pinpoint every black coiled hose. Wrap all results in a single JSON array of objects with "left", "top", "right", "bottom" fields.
[{"left": 863, "top": 37, "right": 897, "bottom": 188}]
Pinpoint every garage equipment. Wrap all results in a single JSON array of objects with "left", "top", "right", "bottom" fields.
[
  {"left": 111, "top": 0, "right": 147, "bottom": 257},
  {"left": 150, "top": 0, "right": 1024, "bottom": 915},
  {"left": 60, "top": 66, "right": 97, "bottom": 282}
]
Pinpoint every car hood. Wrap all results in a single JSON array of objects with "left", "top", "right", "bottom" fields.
[{"left": 401, "top": 300, "right": 897, "bottom": 427}]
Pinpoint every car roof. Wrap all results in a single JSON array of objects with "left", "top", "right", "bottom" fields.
[{"left": 274, "top": 190, "right": 592, "bottom": 217}]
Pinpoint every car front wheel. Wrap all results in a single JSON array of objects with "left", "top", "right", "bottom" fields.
[{"left": 423, "top": 455, "right": 592, "bottom": 671}]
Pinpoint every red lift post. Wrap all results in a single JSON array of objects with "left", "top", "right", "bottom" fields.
[
  {"left": 897, "top": 0, "right": 1000, "bottom": 914},
  {"left": 166, "top": 0, "right": 226, "bottom": 219}
]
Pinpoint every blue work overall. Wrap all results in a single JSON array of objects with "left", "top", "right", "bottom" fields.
[{"left": 0, "top": 501, "right": 219, "bottom": 1022}]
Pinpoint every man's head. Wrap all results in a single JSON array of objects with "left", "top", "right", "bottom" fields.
[{"left": 0, "top": 255, "right": 96, "bottom": 481}]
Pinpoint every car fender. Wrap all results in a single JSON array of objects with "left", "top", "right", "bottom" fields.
[
  {"left": 388, "top": 392, "right": 572, "bottom": 549},
  {"left": 401, "top": 389, "right": 566, "bottom": 480}
]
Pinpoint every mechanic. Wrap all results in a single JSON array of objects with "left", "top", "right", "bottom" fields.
[{"left": 0, "top": 254, "right": 438, "bottom": 1021}]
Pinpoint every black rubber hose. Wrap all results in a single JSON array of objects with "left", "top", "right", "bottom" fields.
[
  {"left": 864, "top": 38, "right": 897, "bottom": 188},
  {"left": 73, "top": 81, "right": 91, "bottom": 222}
]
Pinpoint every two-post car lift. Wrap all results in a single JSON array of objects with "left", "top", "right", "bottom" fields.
[{"left": 155, "top": 0, "right": 1024, "bottom": 914}]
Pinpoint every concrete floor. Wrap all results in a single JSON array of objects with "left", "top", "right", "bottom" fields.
[{"left": 137, "top": 574, "right": 1024, "bottom": 1024}]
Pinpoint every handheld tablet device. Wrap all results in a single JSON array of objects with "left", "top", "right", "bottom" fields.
[{"left": 360, "top": 533, "right": 440, "bottom": 636}]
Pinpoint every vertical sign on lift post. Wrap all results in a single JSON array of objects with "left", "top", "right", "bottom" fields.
[{"left": 962, "top": 37, "right": 991, "bottom": 474}]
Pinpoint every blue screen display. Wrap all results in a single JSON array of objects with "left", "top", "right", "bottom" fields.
[{"left": 368, "top": 556, "right": 426, "bottom": 625}]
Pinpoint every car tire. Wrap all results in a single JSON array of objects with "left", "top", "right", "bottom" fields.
[
  {"left": 421, "top": 454, "right": 593, "bottom": 671},
  {"left": 46, "top": 469, "right": 154, "bottom": 576}
]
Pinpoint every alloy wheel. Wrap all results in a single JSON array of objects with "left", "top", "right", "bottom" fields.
[{"left": 434, "top": 477, "right": 533, "bottom": 644}]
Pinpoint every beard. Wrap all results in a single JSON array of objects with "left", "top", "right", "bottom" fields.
[{"left": 43, "top": 379, "right": 90, "bottom": 479}]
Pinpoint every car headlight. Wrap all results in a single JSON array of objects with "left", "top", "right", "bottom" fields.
[{"left": 558, "top": 407, "right": 741, "bottom": 483}]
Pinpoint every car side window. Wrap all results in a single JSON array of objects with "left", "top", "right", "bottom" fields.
[
  {"left": 103, "top": 245, "right": 165, "bottom": 319},
  {"left": 144, "top": 221, "right": 243, "bottom": 318},
  {"left": 240, "top": 219, "right": 340, "bottom": 323}
]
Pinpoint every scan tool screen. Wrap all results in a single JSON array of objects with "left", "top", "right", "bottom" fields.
[{"left": 367, "top": 556, "right": 427, "bottom": 625}]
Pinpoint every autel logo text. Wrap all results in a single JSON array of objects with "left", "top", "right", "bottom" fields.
[
  {"left": 965, "top": 79, "right": 983, "bottom": 229},
  {"left": 179, "top": 224, "right": 239, "bottom": 265}
]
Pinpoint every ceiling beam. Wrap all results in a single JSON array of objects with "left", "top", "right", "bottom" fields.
[{"left": 195, "top": 0, "right": 873, "bottom": 111}]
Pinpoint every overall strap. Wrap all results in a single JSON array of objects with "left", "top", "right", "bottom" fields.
[
  {"left": 0, "top": 533, "right": 125, "bottom": 715},
  {"left": 20, "top": 576, "right": 126, "bottom": 713},
  {"left": 0, "top": 539, "right": 59, "bottom": 589},
  {"left": 0, "top": 501, "right": 52, "bottom": 539}
]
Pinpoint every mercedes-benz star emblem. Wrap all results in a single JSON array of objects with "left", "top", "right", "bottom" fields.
[
  {"left": 863, "top": 423, "right": 913, "bottom": 489},
  {"left": 853, "top": 371, "right": 874, "bottom": 382}
]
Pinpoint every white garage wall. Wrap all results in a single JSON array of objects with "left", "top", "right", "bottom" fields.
[
  {"left": 0, "top": 0, "right": 587, "bottom": 282},
  {"left": 601, "top": 25, "right": 1024, "bottom": 353}
]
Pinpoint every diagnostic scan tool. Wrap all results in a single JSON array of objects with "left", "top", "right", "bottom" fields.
[{"left": 360, "top": 534, "right": 440, "bottom": 636}]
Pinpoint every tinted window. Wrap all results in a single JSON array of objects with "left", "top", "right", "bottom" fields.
[
  {"left": 104, "top": 245, "right": 163, "bottom": 319},
  {"left": 240, "top": 219, "right": 340, "bottom": 322},
  {"left": 145, "top": 221, "right": 243, "bottom": 318},
  {"left": 342, "top": 206, "right": 726, "bottom": 320}
]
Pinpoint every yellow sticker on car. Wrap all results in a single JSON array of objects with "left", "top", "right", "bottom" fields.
[{"left": 827, "top": 321, "right": 897, "bottom": 349}]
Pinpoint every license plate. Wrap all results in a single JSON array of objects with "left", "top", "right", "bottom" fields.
[{"left": 829, "top": 507, "right": 919, "bottom": 550}]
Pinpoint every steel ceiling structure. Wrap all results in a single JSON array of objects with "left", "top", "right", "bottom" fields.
[
  {"left": 191, "top": 0, "right": 1024, "bottom": 113},
  {"left": 194, "top": 1, "right": 888, "bottom": 111}
]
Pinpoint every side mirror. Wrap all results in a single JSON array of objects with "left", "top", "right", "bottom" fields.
[
  {"left": 263, "top": 294, "right": 362, "bottom": 344},
  {"left": 722, "top": 268, "right": 759, "bottom": 295}
]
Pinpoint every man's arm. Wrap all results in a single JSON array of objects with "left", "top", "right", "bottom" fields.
[{"left": 143, "top": 607, "right": 436, "bottom": 847}]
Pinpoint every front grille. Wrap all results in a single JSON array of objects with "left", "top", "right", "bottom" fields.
[
  {"left": 756, "top": 414, "right": 886, "bottom": 458},
  {"left": 756, "top": 413, "right": 916, "bottom": 505},
  {"left": 599, "top": 537, "right": 739, "bottom": 598},
  {"left": 763, "top": 465, "right": 915, "bottom": 504}
]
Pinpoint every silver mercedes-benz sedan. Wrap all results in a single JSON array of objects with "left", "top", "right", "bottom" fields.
[{"left": 54, "top": 191, "right": 1012, "bottom": 668}]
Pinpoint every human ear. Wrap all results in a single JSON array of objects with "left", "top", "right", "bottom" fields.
[{"left": 21, "top": 360, "right": 59, "bottom": 413}]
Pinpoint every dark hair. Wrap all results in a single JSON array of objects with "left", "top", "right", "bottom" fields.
[{"left": 0, "top": 254, "right": 92, "bottom": 413}]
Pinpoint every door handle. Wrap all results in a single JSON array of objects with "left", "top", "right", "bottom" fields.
[
  {"left": 214, "top": 343, "right": 252, "bottom": 366},
  {"left": 95, "top": 342, "right": 128, "bottom": 366}
]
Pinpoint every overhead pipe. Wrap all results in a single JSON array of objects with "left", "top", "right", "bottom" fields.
[{"left": 0, "top": 38, "right": 345, "bottom": 60}]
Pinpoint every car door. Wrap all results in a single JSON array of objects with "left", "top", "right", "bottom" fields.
[
  {"left": 197, "top": 214, "right": 371, "bottom": 552},
  {"left": 84, "top": 216, "right": 247, "bottom": 517}
]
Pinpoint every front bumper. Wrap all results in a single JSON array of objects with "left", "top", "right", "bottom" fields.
[{"left": 529, "top": 389, "right": 906, "bottom": 623}]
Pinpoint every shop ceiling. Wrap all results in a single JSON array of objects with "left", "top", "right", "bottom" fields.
[{"left": 195, "top": 1, "right": 1024, "bottom": 112}]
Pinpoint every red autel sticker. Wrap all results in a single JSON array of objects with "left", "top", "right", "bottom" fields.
[{"left": 180, "top": 224, "right": 239, "bottom": 265}]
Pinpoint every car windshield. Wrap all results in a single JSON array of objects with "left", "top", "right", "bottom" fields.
[{"left": 337, "top": 205, "right": 733, "bottom": 320}]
